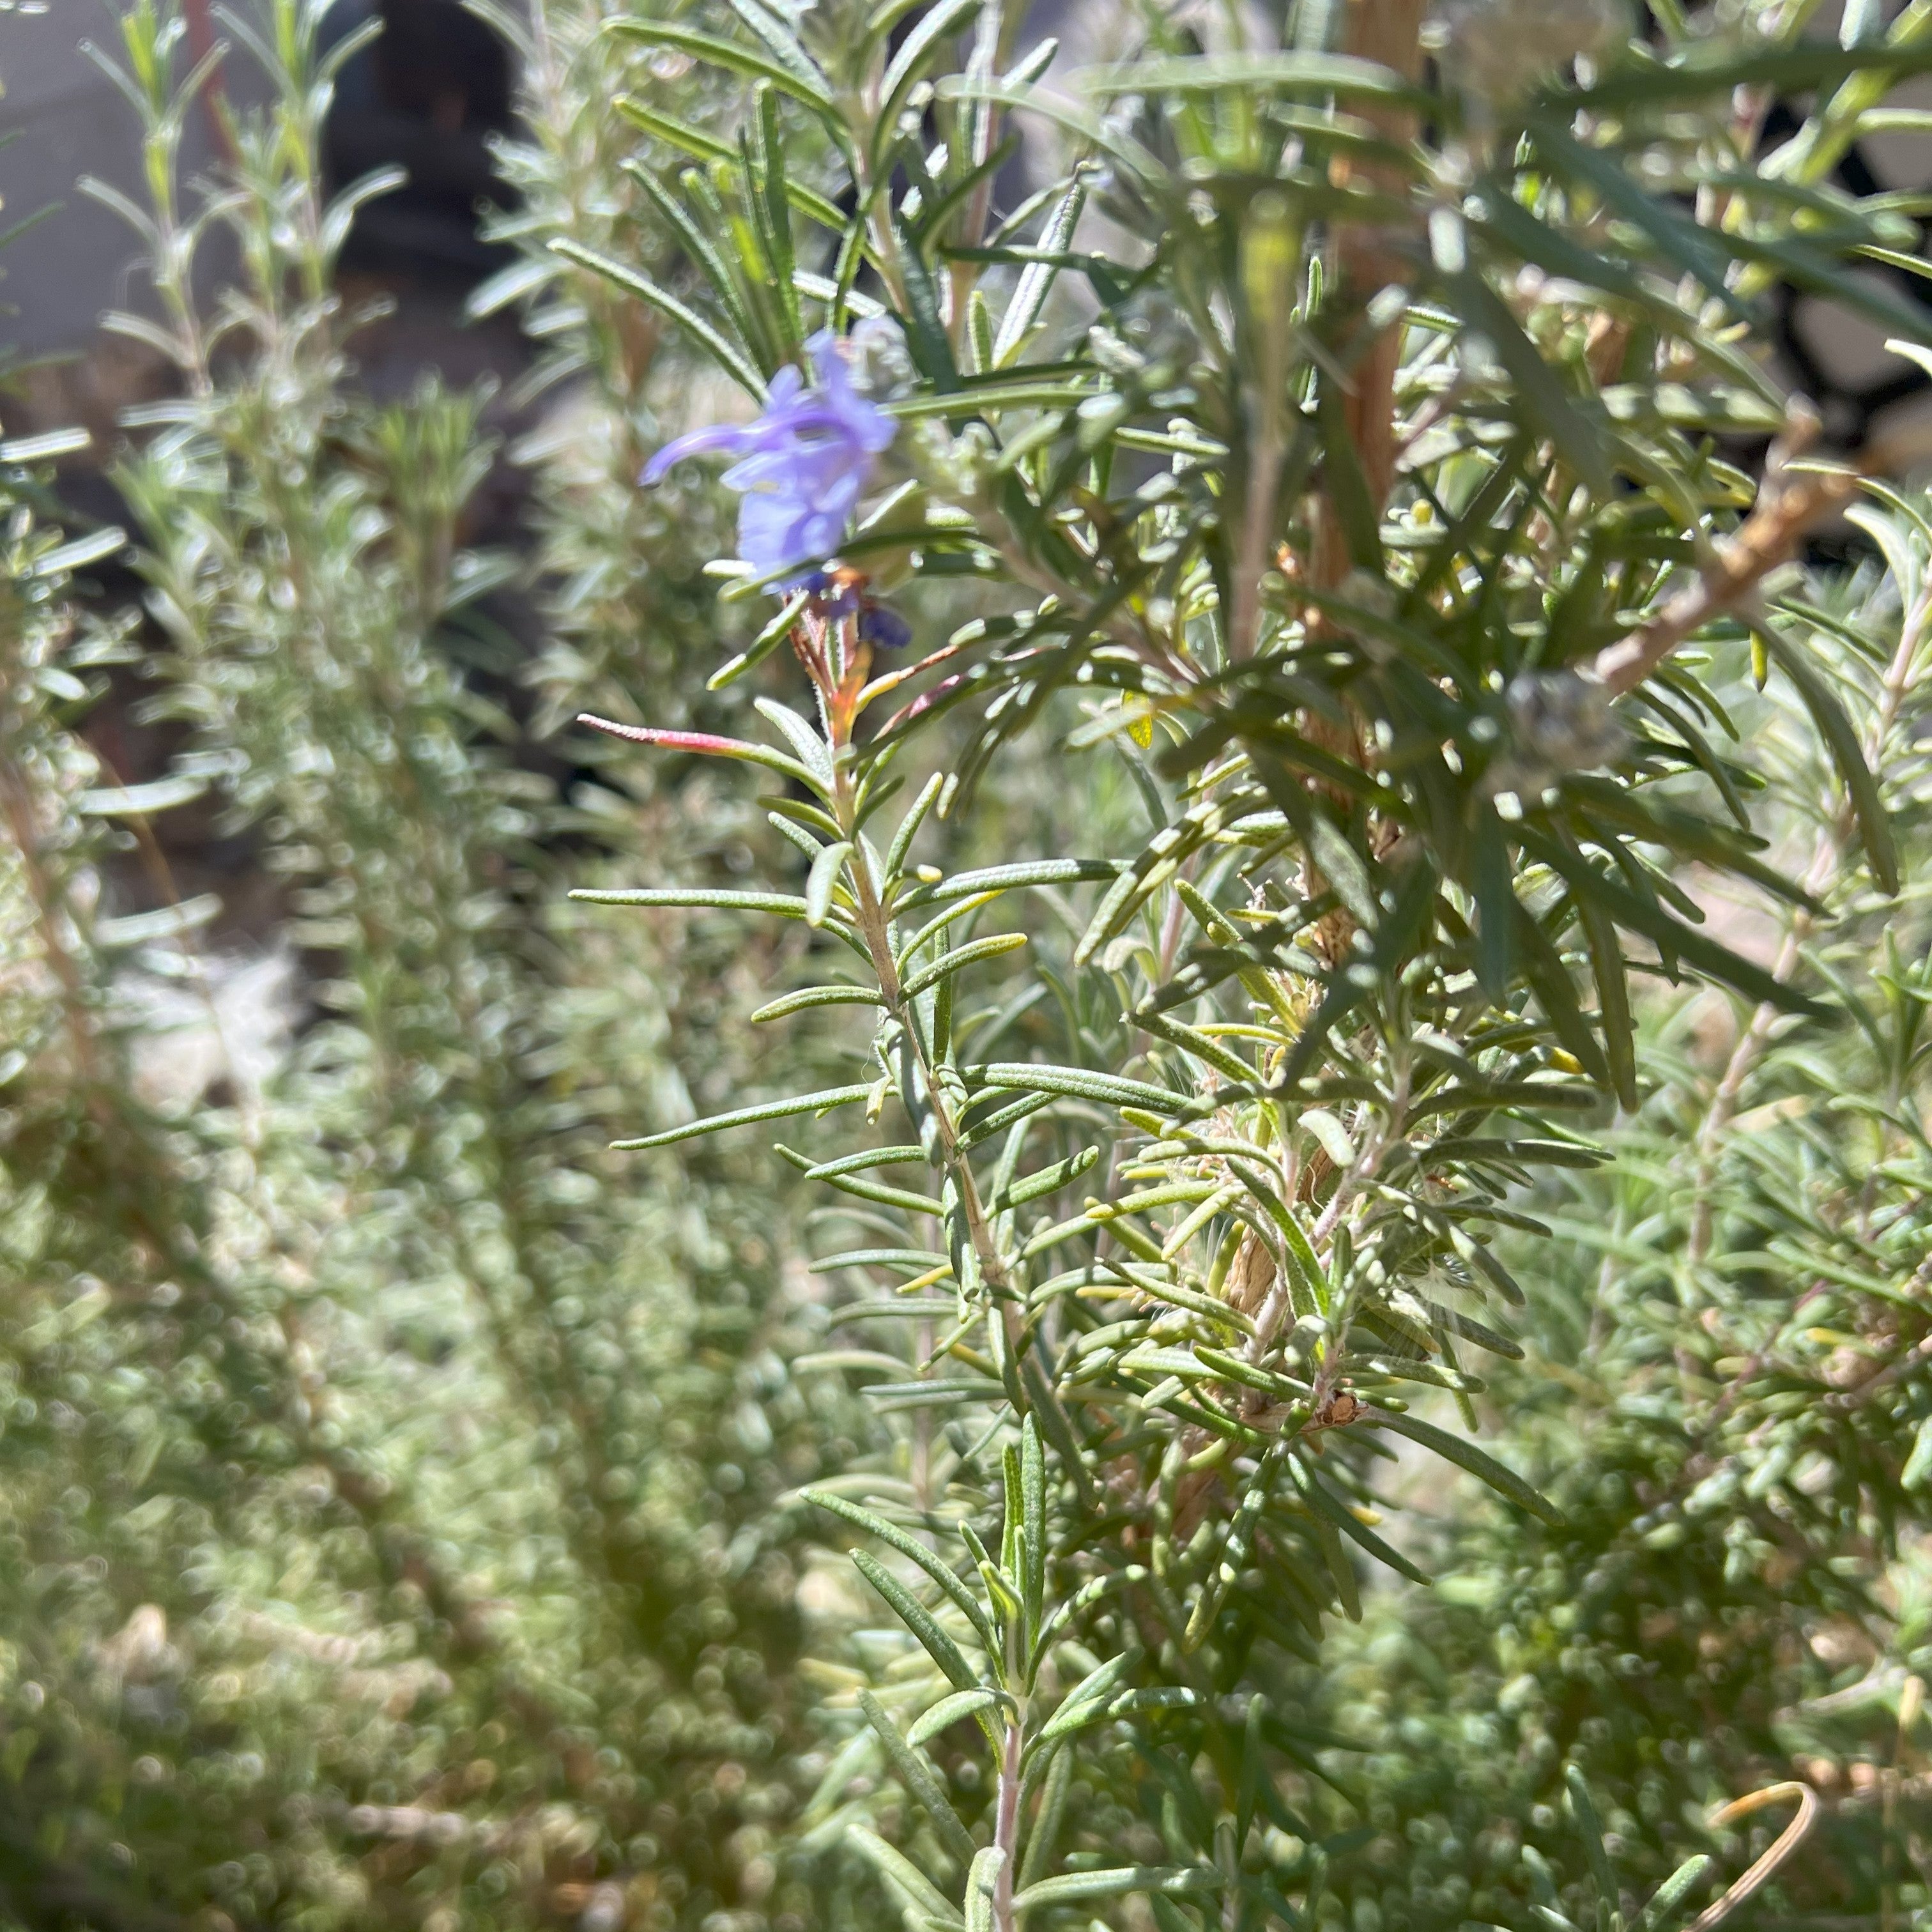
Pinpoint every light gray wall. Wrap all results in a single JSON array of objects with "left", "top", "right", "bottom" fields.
[
  {"left": 0, "top": 3, "right": 264, "bottom": 362},
  {"left": 3, "top": 5, "right": 157, "bottom": 359}
]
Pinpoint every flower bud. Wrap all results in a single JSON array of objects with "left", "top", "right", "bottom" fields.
[{"left": 1484, "top": 667, "right": 1627, "bottom": 797}]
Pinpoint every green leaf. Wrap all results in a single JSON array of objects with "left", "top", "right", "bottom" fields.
[
  {"left": 724, "top": 0, "right": 835, "bottom": 100},
  {"left": 1011, "top": 1868, "right": 1220, "bottom": 1912},
  {"left": 1565, "top": 1767, "right": 1617, "bottom": 1910},
  {"left": 1085, "top": 50, "right": 1422, "bottom": 100},
  {"left": 1469, "top": 804, "right": 1514, "bottom": 1000},
  {"left": 1226, "top": 1156, "right": 1324, "bottom": 1310},
  {"left": 548, "top": 238, "right": 767, "bottom": 398},
  {"left": 860, "top": 1690, "right": 979, "bottom": 1867},
  {"left": 887, "top": 773, "right": 947, "bottom": 882},
  {"left": 992, "top": 1146, "right": 1100, "bottom": 1212},
  {"left": 1367, "top": 1409, "right": 1565, "bottom": 1525},
  {"left": 1732, "top": 228, "right": 1932, "bottom": 348},
  {"left": 463, "top": 256, "right": 556, "bottom": 325},
  {"left": 970, "top": 1062, "right": 1199, "bottom": 1114},
  {"left": 95, "top": 896, "right": 222, "bottom": 946},
  {"left": 852, "top": 1549, "right": 984, "bottom": 1690},
  {"left": 939, "top": 75, "right": 1165, "bottom": 187},
  {"left": 847, "top": 1823, "right": 967, "bottom": 1930},
  {"left": 1564, "top": 778, "right": 1817, "bottom": 910},
  {"left": 614, "top": 95, "right": 739, "bottom": 167},
  {"left": 917, "top": 137, "right": 1023, "bottom": 255},
  {"left": 807, "top": 841, "right": 854, "bottom": 928},
  {"left": 753, "top": 985, "right": 884, "bottom": 1022},
  {"left": 965, "top": 1847, "right": 1005, "bottom": 1932},
  {"left": 1903, "top": 1413, "right": 1932, "bottom": 1491},
  {"left": 994, "top": 169, "right": 1091, "bottom": 367},
  {"left": 1511, "top": 900, "right": 1613, "bottom": 1089},
  {"left": 905, "top": 858, "right": 1125, "bottom": 905},
  {"left": 76, "top": 773, "right": 206, "bottom": 816},
  {"left": 1563, "top": 36, "right": 1932, "bottom": 111},
  {"left": 1031, "top": 1685, "right": 1203, "bottom": 1750},
  {"left": 1235, "top": 1695, "right": 1266, "bottom": 1848},
  {"left": 1519, "top": 832, "right": 1832, "bottom": 1018},
  {"left": 1634, "top": 1855, "right": 1717, "bottom": 1932},
  {"left": 746, "top": 89, "right": 804, "bottom": 349},
  {"left": 756, "top": 698, "right": 839, "bottom": 788},
  {"left": 1527, "top": 115, "right": 1752, "bottom": 325},
  {"left": 613, "top": 1084, "right": 873, "bottom": 1151},
  {"left": 805, "top": 1492, "right": 999, "bottom": 1653},
  {"left": 620, "top": 160, "right": 766, "bottom": 367},
  {"left": 611, "top": 20, "right": 840, "bottom": 120},
  {"left": 1472, "top": 190, "right": 1660, "bottom": 316},
  {"left": 811, "top": 1248, "right": 951, "bottom": 1274},
  {"left": 617, "top": 96, "right": 850, "bottom": 232},
  {"left": 1448, "top": 272, "right": 1609, "bottom": 493},
  {"left": 908, "top": 1687, "right": 1004, "bottom": 1744},
  {"left": 867, "top": 0, "right": 934, "bottom": 45},
  {"left": 903, "top": 931, "right": 1028, "bottom": 999},
  {"left": 1307, "top": 815, "right": 1377, "bottom": 929},
  {"left": 1574, "top": 891, "right": 1638, "bottom": 1112},
  {"left": 779, "top": 1147, "right": 945, "bottom": 1215},
  {"left": 1290, "top": 1456, "right": 1430, "bottom": 1586},
  {"left": 571, "top": 887, "right": 824, "bottom": 919},
  {"left": 805, "top": 1146, "right": 928, "bottom": 1179},
  {"left": 576, "top": 714, "right": 819, "bottom": 786},
  {"left": 1017, "top": 1743, "right": 1073, "bottom": 1889},
  {"left": 30, "top": 527, "right": 128, "bottom": 578},
  {"left": 1754, "top": 618, "right": 1899, "bottom": 894},
  {"left": 884, "top": 377, "right": 1097, "bottom": 420},
  {"left": 1020, "top": 1416, "right": 1045, "bottom": 1650},
  {"left": 1422, "top": 1137, "right": 1601, "bottom": 1171},
  {"left": 1033, "top": 1649, "right": 1138, "bottom": 1746},
  {"left": 0, "top": 427, "right": 93, "bottom": 464}
]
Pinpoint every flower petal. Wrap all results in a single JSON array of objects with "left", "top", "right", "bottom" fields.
[
  {"left": 663, "top": 331, "right": 893, "bottom": 568},
  {"left": 810, "top": 332, "right": 897, "bottom": 454},
  {"left": 859, "top": 603, "right": 913, "bottom": 650},
  {"left": 641, "top": 422, "right": 756, "bottom": 484}
]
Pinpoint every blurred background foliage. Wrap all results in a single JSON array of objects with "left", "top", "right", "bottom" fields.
[{"left": 0, "top": 2, "right": 1928, "bottom": 1931}]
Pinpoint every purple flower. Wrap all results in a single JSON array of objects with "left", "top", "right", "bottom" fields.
[
  {"left": 858, "top": 602, "right": 912, "bottom": 650},
  {"left": 642, "top": 331, "right": 895, "bottom": 581},
  {"left": 795, "top": 569, "right": 914, "bottom": 651}
]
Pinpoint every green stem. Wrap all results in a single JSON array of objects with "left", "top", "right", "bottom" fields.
[{"left": 834, "top": 759, "right": 1020, "bottom": 1320}]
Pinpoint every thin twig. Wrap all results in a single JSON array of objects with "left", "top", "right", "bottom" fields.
[
  {"left": 1687, "top": 1782, "right": 1820, "bottom": 1932},
  {"left": 990, "top": 1716, "right": 1023, "bottom": 1932},
  {"left": 1593, "top": 415, "right": 1932, "bottom": 698}
]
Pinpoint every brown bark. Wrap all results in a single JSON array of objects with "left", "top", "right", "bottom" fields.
[
  {"left": 1325, "top": 0, "right": 1430, "bottom": 539},
  {"left": 1295, "top": 2, "right": 1427, "bottom": 958}
]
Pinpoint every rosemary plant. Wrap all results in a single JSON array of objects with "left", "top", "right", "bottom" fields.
[
  {"left": 0, "top": 4, "right": 859, "bottom": 1927},
  {"left": 3, "top": 0, "right": 1931, "bottom": 1926},
  {"left": 1307, "top": 498, "right": 1932, "bottom": 1926},
  {"left": 560, "top": 0, "right": 1932, "bottom": 1927}
]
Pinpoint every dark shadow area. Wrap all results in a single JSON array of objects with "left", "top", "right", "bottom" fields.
[{"left": 321, "top": 0, "right": 519, "bottom": 288}]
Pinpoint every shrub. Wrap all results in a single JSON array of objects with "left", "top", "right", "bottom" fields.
[
  {"left": 3, "top": 1, "right": 1931, "bottom": 1929},
  {"left": 556, "top": 0, "right": 1932, "bottom": 1926}
]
